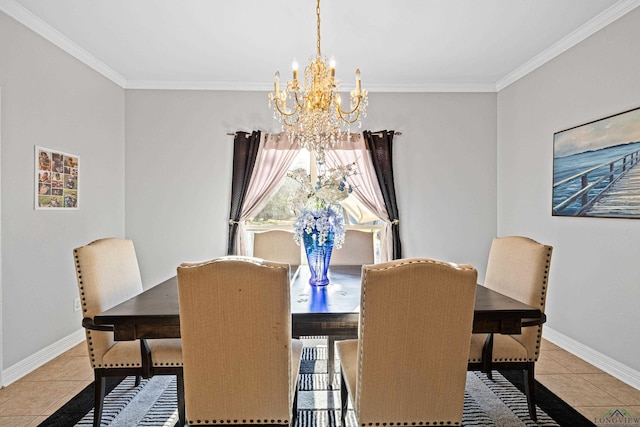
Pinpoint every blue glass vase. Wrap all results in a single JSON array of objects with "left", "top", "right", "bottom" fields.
[{"left": 303, "top": 230, "right": 334, "bottom": 286}]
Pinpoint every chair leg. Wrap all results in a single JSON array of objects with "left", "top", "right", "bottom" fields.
[
  {"left": 134, "top": 375, "right": 141, "bottom": 387},
  {"left": 93, "top": 370, "right": 106, "bottom": 427},
  {"left": 176, "top": 370, "right": 186, "bottom": 427},
  {"left": 328, "top": 336, "right": 335, "bottom": 389},
  {"left": 523, "top": 363, "right": 537, "bottom": 421},
  {"left": 291, "top": 377, "right": 299, "bottom": 427},
  {"left": 340, "top": 369, "right": 348, "bottom": 427}
]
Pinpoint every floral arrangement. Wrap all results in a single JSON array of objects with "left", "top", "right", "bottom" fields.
[
  {"left": 293, "top": 206, "right": 346, "bottom": 247},
  {"left": 288, "top": 163, "right": 356, "bottom": 248}
]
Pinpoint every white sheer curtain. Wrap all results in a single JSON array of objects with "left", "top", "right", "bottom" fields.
[
  {"left": 234, "top": 133, "right": 301, "bottom": 255},
  {"left": 325, "top": 134, "right": 393, "bottom": 263}
]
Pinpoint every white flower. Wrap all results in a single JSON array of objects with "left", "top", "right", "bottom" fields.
[
  {"left": 293, "top": 206, "right": 346, "bottom": 249},
  {"left": 288, "top": 162, "right": 356, "bottom": 249},
  {"left": 287, "top": 162, "right": 356, "bottom": 215}
]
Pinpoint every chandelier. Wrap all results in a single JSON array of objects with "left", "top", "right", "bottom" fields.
[{"left": 268, "top": 0, "right": 368, "bottom": 163}]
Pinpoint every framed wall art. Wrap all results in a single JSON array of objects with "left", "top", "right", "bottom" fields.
[
  {"left": 35, "top": 146, "right": 79, "bottom": 210},
  {"left": 552, "top": 106, "right": 640, "bottom": 218}
]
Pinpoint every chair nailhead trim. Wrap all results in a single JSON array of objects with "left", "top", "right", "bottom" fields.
[
  {"left": 361, "top": 423, "right": 459, "bottom": 426},
  {"left": 188, "top": 420, "right": 290, "bottom": 425},
  {"left": 75, "top": 249, "right": 97, "bottom": 363}
]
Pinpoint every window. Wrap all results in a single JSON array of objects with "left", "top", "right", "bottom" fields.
[
  {"left": 246, "top": 148, "right": 382, "bottom": 261},
  {"left": 249, "top": 150, "right": 310, "bottom": 226}
]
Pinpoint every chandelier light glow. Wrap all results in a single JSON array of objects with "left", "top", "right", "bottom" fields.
[{"left": 269, "top": 0, "right": 368, "bottom": 162}]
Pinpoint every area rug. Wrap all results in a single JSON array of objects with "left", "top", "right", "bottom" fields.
[{"left": 40, "top": 340, "right": 595, "bottom": 427}]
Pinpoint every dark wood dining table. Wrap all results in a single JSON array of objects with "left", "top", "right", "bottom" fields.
[{"left": 94, "top": 264, "right": 545, "bottom": 378}]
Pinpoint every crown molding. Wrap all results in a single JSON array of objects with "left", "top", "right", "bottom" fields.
[
  {"left": 360, "top": 82, "right": 498, "bottom": 93},
  {"left": 126, "top": 80, "right": 498, "bottom": 93},
  {"left": 497, "top": 0, "right": 640, "bottom": 91},
  {"left": 0, "top": 0, "right": 127, "bottom": 88},
  {"left": 125, "top": 80, "right": 271, "bottom": 91}
]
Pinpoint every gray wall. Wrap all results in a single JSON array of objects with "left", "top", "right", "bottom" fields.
[
  {"left": 124, "top": 90, "right": 497, "bottom": 288},
  {"left": 369, "top": 93, "right": 497, "bottom": 270},
  {"left": 124, "top": 90, "right": 258, "bottom": 287},
  {"left": 0, "top": 12, "right": 125, "bottom": 368},
  {"left": 497, "top": 7, "right": 640, "bottom": 372}
]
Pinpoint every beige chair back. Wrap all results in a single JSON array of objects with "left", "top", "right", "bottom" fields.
[
  {"left": 177, "top": 256, "right": 298, "bottom": 424},
  {"left": 330, "top": 229, "right": 375, "bottom": 265},
  {"left": 73, "top": 238, "right": 144, "bottom": 368},
  {"left": 253, "top": 230, "right": 301, "bottom": 265},
  {"left": 355, "top": 258, "right": 477, "bottom": 425},
  {"left": 484, "top": 236, "right": 553, "bottom": 360}
]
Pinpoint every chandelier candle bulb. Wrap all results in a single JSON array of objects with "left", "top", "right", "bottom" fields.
[
  {"left": 330, "top": 56, "right": 336, "bottom": 82},
  {"left": 292, "top": 59, "right": 298, "bottom": 82}
]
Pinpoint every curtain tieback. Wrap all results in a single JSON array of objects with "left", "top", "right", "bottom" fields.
[
  {"left": 228, "top": 220, "right": 240, "bottom": 225},
  {"left": 390, "top": 219, "right": 399, "bottom": 225}
]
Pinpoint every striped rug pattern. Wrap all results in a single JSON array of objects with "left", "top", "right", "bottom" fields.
[
  {"left": 74, "top": 339, "right": 561, "bottom": 426},
  {"left": 75, "top": 376, "right": 179, "bottom": 427}
]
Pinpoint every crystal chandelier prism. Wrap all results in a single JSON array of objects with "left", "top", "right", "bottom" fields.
[{"left": 268, "top": 0, "right": 368, "bottom": 163}]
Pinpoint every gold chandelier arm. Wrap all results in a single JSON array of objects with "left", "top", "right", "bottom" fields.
[
  {"left": 336, "top": 96, "right": 363, "bottom": 122},
  {"left": 293, "top": 91, "right": 306, "bottom": 111},
  {"left": 273, "top": 97, "right": 299, "bottom": 117},
  {"left": 281, "top": 114, "right": 298, "bottom": 128},
  {"left": 282, "top": 116, "right": 296, "bottom": 128}
]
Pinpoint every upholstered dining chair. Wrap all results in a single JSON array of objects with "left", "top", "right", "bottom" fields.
[
  {"left": 468, "top": 236, "right": 553, "bottom": 422},
  {"left": 336, "top": 258, "right": 477, "bottom": 427},
  {"left": 253, "top": 229, "right": 302, "bottom": 266},
  {"left": 73, "top": 238, "right": 184, "bottom": 427},
  {"left": 177, "top": 256, "right": 303, "bottom": 427},
  {"left": 330, "top": 229, "right": 375, "bottom": 265}
]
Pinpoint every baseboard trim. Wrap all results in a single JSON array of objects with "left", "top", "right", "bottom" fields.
[
  {"left": 3, "top": 326, "right": 639, "bottom": 391},
  {"left": 1, "top": 328, "right": 85, "bottom": 387},
  {"left": 543, "top": 326, "right": 640, "bottom": 390}
]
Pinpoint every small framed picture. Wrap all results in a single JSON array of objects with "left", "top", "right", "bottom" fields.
[{"left": 35, "top": 146, "right": 79, "bottom": 210}]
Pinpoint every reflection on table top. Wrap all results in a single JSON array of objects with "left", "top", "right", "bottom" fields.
[{"left": 290, "top": 265, "right": 361, "bottom": 314}]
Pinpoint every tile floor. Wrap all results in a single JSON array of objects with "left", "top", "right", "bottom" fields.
[
  {"left": 0, "top": 342, "right": 93, "bottom": 427},
  {"left": 535, "top": 339, "right": 640, "bottom": 423},
  {"left": 0, "top": 339, "right": 639, "bottom": 426}
]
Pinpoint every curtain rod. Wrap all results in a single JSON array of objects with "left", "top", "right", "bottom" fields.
[{"left": 226, "top": 131, "right": 402, "bottom": 137}]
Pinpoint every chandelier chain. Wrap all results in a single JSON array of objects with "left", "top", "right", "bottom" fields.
[{"left": 316, "top": 0, "right": 322, "bottom": 58}]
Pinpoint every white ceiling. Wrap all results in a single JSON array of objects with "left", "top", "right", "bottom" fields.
[{"left": 3, "top": 0, "right": 639, "bottom": 91}]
